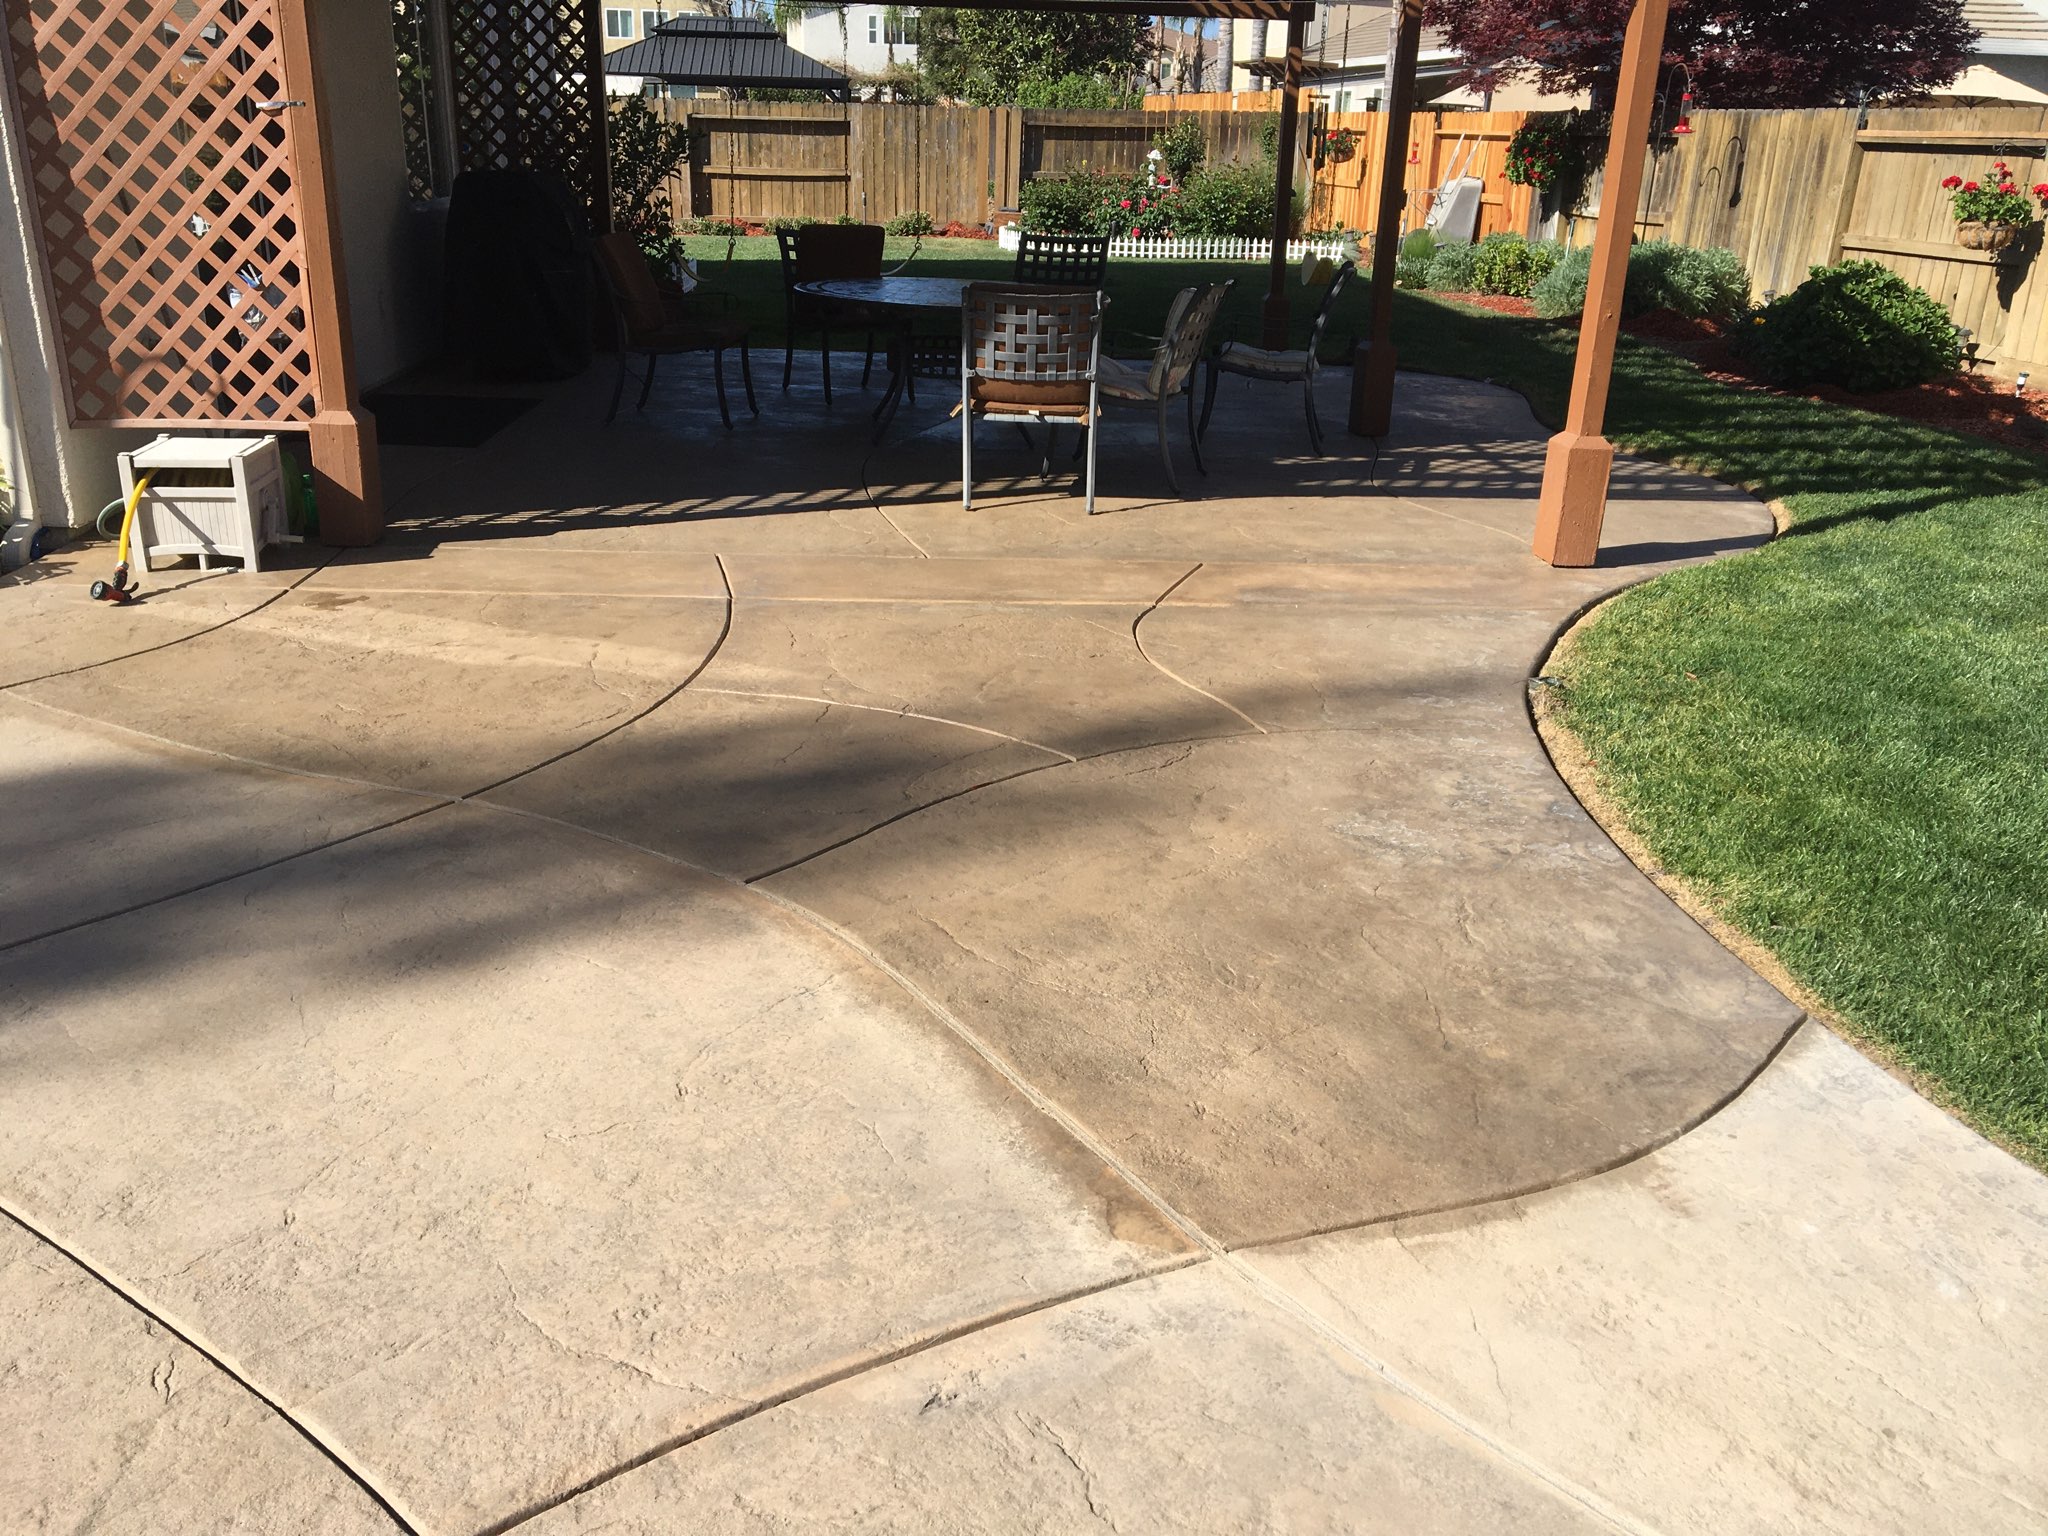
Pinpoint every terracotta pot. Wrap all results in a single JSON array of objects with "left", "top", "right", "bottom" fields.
[{"left": 1956, "top": 220, "right": 2020, "bottom": 252}]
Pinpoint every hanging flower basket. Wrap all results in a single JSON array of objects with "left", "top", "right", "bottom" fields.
[
  {"left": 1956, "top": 220, "right": 2019, "bottom": 252},
  {"left": 1940, "top": 165, "right": 2043, "bottom": 253},
  {"left": 1323, "top": 128, "right": 1358, "bottom": 165}
]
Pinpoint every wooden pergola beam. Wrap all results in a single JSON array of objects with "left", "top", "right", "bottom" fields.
[
  {"left": 1260, "top": 6, "right": 1310, "bottom": 347},
  {"left": 276, "top": 0, "right": 382, "bottom": 546},
  {"left": 1532, "top": 0, "right": 1671, "bottom": 566},
  {"left": 1351, "top": 0, "right": 1422, "bottom": 435}
]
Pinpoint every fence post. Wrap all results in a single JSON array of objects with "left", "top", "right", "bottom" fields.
[{"left": 1823, "top": 127, "right": 1865, "bottom": 265}]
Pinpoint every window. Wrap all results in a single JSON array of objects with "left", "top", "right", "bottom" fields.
[
  {"left": 641, "top": 9, "right": 670, "bottom": 35},
  {"left": 871, "top": 9, "right": 914, "bottom": 45},
  {"left": 605, "top": 8, "right": 633, "bottom": 37}
]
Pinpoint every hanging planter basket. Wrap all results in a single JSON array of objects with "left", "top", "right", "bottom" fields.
[
  {"left": 1956, "top": 220, "right": 2020, "bottom": 252},
  {"left": 1326, "top": 142, "right": 1356, "bottom": 165}
]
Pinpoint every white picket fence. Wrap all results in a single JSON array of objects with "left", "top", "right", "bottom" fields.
[{"left": 995, "top": 225, "right": 1348, "bottom": 264}]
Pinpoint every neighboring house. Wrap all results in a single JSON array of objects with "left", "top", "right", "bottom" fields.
[
  {"left": 779, "top": 5, "right": 918, "bottom": 82},
  {"left": 1940, "top": 0, "right": 2048, "bottom": 102},
  {"left": 1145, "top": 17, "right": 1220, "bottom": 95},
  {"left": 1227, "top": 4, "right": 1582, "bottom": 112},
  {"left": 602, "top": 3, "right": 700, "bottom": 96}
]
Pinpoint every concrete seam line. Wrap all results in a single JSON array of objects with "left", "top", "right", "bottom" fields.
[
  {"left": 458, "top": 552, "right": 736, "bottom": 800},
  {"left": 2, "top": 690, "right": 457, "bottom": 803},
  {"left": 0, "top": 1199, "right": 420, "bottom": 1536},
  {"left": 1230, "top": 1016, "right": 1808, "bottom": 1253},
  {"left": 689, "top": 684, "right": 1079, "bottom": 762},
  {"left": 856, "top": 405, "right": 932, "bottom": 558},
  {"left": 1130, "top": 561, "right": 1270, "bottom": 734},
  {"left": 0, "top": 802, "right": 452, "bottom": 955},
  {"left": 0, "top": 548, "right": 340, "bottom": 693},
  {"left": 1215, "top": 1251, "right": 1661, "bottom": 1536},
  {"left": 473, "top": 1256, "right": 1209, "bottom": 1536}
]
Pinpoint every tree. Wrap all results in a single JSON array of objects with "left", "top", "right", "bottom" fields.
[
  {"left": 1426, "top": 0, "right": 1974, "bottom": 110},
  {"left": 917, "top": 9, "right": 1149, "bottom": 106}
]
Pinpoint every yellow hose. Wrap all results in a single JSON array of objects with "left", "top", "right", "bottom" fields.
[{"left": 116, "top": 471, "right": 152, "bottom": 568}]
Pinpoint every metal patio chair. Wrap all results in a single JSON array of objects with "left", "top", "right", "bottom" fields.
[
  {"left": 961, "top": 283, "right": 1106, "bottom": 514},
  {"left": 1012, "top": 231, "right": 1110, "bottom": 288},
  {"left": 1094, "top": 280, "right": 1233, "bottom": 498},
  {"left": 1200, "top": 259, "right": 1356, "bottom": 456},
  {"left": 777, "top": 223, "right": 883, "bottom": 403},
  {"left": 594, "top": 232, "right": 755, "bottom": 429}
]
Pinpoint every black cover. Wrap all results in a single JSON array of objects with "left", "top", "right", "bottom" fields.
[{"left": 442, "top": 169, "right": 594, "bottom": 381}]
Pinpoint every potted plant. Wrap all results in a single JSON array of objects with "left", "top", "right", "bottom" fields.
[
  {"left": 1941, "top": 162, "right": 2046, "bottom": 252},
  {"left": 1322, "top": 126, "right": 1359, "bottom": 165}
]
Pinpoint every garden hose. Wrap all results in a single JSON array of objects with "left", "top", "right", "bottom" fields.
[{"left": 89, "top": 471, "right": 151, "bottom": 605}]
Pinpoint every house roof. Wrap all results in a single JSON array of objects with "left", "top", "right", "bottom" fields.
[
  {"left": 1965, "top": 0, "right": 2048, "bottom": 43},
  {"left": 603, "top": 16, "right": 853, "bottom": 95}
]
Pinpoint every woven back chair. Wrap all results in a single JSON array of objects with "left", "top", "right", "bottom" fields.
[
  {"left": 960, "top": 283, "right": 1106, "bottom": 513},
  {"left": 1094, "top": 280, "right": 1233, "bottom": 497},
  {"left": 1012, "top": 232, "right": 1110, "bottom": 288},
  {"left": 1201, "top": 260, "right": 1355, "bottom": 456},
  {"left": 777, "top": 223, "right": 883, "bottom": 402}
]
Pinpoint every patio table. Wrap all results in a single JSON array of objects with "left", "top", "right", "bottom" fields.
[{"left": 796, "top": 276, "right": 972, "bottom": 433}]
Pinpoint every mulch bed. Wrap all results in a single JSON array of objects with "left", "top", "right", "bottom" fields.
[
  {"left": 1621, "top": 309, "right": 2048, "bottom": 457},
  {"left": 1437, "top": 291, "right": 1537, "bottom": 318}
]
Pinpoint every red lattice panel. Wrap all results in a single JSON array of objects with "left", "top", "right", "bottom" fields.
[
  {"left": 5, "top": 0, "right": 318, "bottom": 425},
  {"left": 447, "top": 0, "right": 603, "bottom": 226}
]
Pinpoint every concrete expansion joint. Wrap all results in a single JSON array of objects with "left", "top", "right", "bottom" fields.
[{"left": 1131, "top": 561, "right": 1270, "bottom": 735}]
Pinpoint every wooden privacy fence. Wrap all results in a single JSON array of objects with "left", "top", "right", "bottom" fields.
[
  {"left": 1569, "top": 104, "right": 2048, "bottom": 375},
  {"left": 1305, "top": 109, "right": 1535, "bottom": 242}
]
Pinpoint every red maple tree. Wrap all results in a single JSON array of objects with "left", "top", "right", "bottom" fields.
[{"left": 1426, "top": 0, "right": 1975, "bottom": 109}]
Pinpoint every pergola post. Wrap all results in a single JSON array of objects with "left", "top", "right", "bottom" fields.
[
  {"left": 276, "top": 0, "right": 383, "bottom": 547},
  {"left": 1259, "top": 5, "right": 1308, "bottom": 348},
  {"left": 1350, "top": 0, "right": 1423, "bottom": 437},
  {"left": 1532, "top": 0, "right": 1670, "bottom": 566},
  {"left": 581, "top": 0, "right": 614, "bottom": 233}
]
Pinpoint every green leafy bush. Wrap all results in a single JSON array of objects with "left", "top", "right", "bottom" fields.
[
  {"left": 765, "top": 216, "right": 819, "bottom": 235},
  {"left": 1532, "top": 241, "right": 1753, "bottom": 324},
  {"left": 1175, "top": 162, "right": 1277, "bottom": 238},
  {"left": 1470, "top": 233, "right": 1562, "bottom": 297},
  {"left": 1736, "top": 260, "right": 1961, "bottom": 393},
  {"left": 1400, "top": 228, "right": 1437, "bottom": 263},
  {"left": 885, "top": 209, "right": 935, "bottom": 236},
  {"left": 1152, "top": 118, "right": 1206, "bottom": 184},
  {"left": 678, "top": 216, "right": 748, "bottom": 238},
  {"left": 1395, "top": 254, "right": 1432, "bottom": 290},
  {"left": 1423, "top": 240, "right": 1478, "bottom": 292},
  {"left": 1020, "top": 166, "right": 1180, "bottom": 237},
  {"left": 608, "top": 96, "right": 691, "bottom": 268}
]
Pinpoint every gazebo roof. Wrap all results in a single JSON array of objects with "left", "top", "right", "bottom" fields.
[{"left": 604, "top": 16, "right": 852, "bottom": 97}]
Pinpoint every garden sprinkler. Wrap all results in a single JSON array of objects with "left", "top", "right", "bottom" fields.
[{"left": 89, "top": 470, "right": 152, "bottom": 605}]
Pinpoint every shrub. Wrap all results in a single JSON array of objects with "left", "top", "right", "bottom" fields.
[
  {"left": 1152, "top": 118, "right": 1206, "bottom": 185},
  {"left": 1423, "top": 240, "right": 1478, "bottom": 292},
  {"left": 1395, "top": 254, "right": 1433, "bottom": 290},
  {"left": 679, "top": 216, "right": 748, "bottom": 238},
  {"left": 608, "top": 96, "right": 690, "bottom": 269},
  {"left": 765, "top": 216, "right": 819, "bottom": 235},
  {"left": 885, "top": 209, "right": 934, "bottom": 236},
  {"left": 1736, "top": 260, "right": 1961, "bottom": 393},
  {"left": 1400, "top": 228, "right": 1437, "bottom": 264},
  {"left": 1470, "top": 233, "right": 1562, "bottom": 298},
  {"left": 1020, "top": 167, "right": 1116, "bottom": 234},
  {"left": 1176, "top": 162, "right": 1278, "bottom": 238},
  {"left": 1532, "top": 241, "right": 1754, "bottom": 325}
]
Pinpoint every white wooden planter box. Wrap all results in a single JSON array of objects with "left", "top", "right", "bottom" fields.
[{"left": 118, "top": 435, "right": 289, "bottom": 574}]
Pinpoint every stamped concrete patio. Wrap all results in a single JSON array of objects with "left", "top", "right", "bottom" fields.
[{"left": 3, "top": 362, "right": 2044, "bottom": 1534}]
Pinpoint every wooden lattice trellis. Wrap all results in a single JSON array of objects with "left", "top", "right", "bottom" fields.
[
  {"left": 446, "top": 0, "right": 607, "bottom": 228},
  {"left": 391, "top": 0, "right": 436, "bottom": 202},
  {"left": 3, "top": 0, "right": 320, "bottom": 426}
]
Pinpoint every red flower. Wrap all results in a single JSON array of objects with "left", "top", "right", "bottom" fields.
[
  {"left": 1999, "top": 182, "right": 2019, "bottom": 193},
  {"left": 1120, "top": 199, "right": 1131, "bottom": 209},
  {"left": 1942, "top": 175, "right": 1963, "bottom": 189},
  {"left": 2032, "top": 182, "right": 2048, "bottom": 196},
  {"left": 1963, "top": 181, "right": 1980, "bottom": 191},
  {"left": 1995, "top": 160, "right": 2010, "bottom": 171},
  {"left": 1129, "top": 226, "right": 1141, "bottom": 238}
]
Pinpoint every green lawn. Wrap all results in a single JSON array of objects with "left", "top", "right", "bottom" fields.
[
  {"left": 684, "top": 235, "right": 1374, "bottom": 355},
  {"left": 1387, "top": 295, "right": 2048, "bottom": 1165}
]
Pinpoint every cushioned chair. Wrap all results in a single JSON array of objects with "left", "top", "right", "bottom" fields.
[
  {"left": 778, "top": 224, "right": 882, "bottom": 403},
  {"left": 1200, "top": 260, "right": 1355, "bottom": 456},
  {"left": 961, "top": 283, "right": 1106, "bottom": 514},
  {"left": 1012, "top": 231, "right": 1110, "bottom": 288},
  {"left": 594, "top": 232, "right": 755, "bottom": 429},
  {"left": 1095, "top": 280, "right": 1233, "bottom": 498}
]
